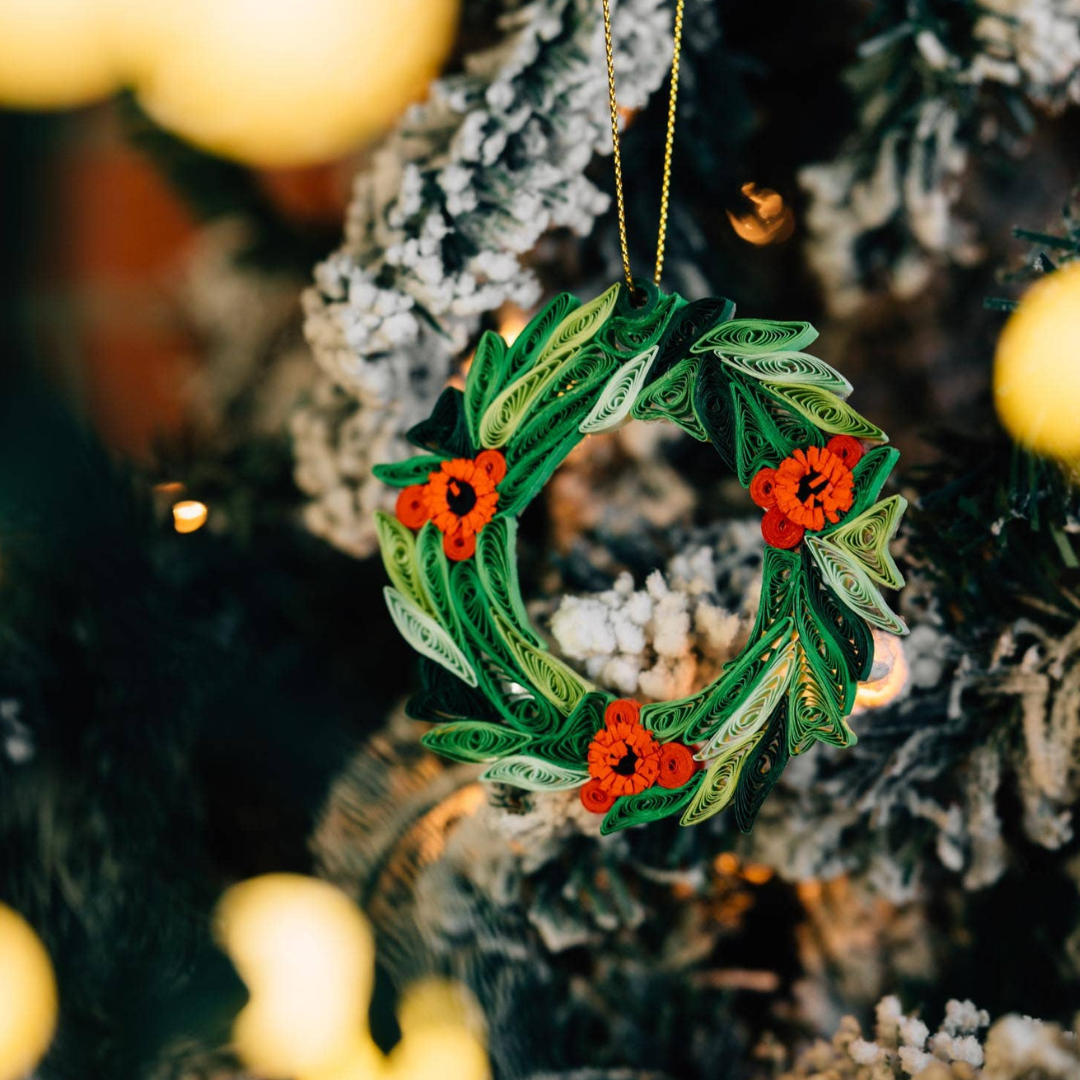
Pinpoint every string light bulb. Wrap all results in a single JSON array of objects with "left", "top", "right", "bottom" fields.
[
  {"left": 170, "top": 498, "right": 208, "bottom": 533},
  {"left": 172, "top": 500, "right": 208, "bottom": 534},
  {"left": 726, "top": 183, "right": 795, "bottom": 246}
]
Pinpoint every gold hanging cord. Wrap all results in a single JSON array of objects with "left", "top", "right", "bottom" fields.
[{"left": 601, "top": 0, "right": 686, "bottom": 295}]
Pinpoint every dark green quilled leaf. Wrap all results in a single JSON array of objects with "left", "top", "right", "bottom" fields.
[
  {"left": 373, "top": 455, "right": 446, "bottom": 488},
  {"left": 421, "top": 721, "right": 532, "bottom": 763},
  {"left": 407, "top": 387, "right": 474, "bottom": 457}
]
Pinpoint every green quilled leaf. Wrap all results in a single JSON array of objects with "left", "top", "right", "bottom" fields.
[
  {"left": 823, "top": 494, "right": 907, "bottom": 590},
  {"left": 480, "top": 756, "right": 590, "bottom": 791},
  {"left": 806, "top": 536, "right": 908, "bottom": 636},
  {"left": 373, "top": 455, "right": 446, "bottom": 488},
  {"left": 761, "top": 382, "right": 887, "bottom": 442},
  {"left": 601, "top": 776, "right": 703, "bottom": 834},
  {"left": 383, "top": 586, "right": 479, "bottom": 687},
  {"left": 421, "top": 722, "right": 532, "bottom": 763}
]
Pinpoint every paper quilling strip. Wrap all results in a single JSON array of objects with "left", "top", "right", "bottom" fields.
[{"left": 375, "top": 281, "right": 907, "bottom": 834}]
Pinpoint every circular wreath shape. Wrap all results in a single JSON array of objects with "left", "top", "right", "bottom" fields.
[{"left": 374, "top": 282, "right": 907, "bottom": 834}]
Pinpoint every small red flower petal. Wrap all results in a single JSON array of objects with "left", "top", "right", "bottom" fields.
[
  {"left": 826, "top": 434, "right": 863, "bottom": 468},
  {"left": 750, "top": 468, "right": 778, "bottom": 509},
  {"left": 396, "top": 485, "right": 429, "bottom": 530},
  {"left": 443, "top": 529, "right": 477, "bottom": 561},
  {"left": 580, "top": 779, "right": 617, "bottom": 814},
  {"left": 475, "top": 449, "right": 508, "bottom": 484},
  {"left": 761, "top": 506, "right": 805, "bottom": 549},
  {"left": 604, "top": 698, "right": 642, "bottom": 728},
  {"left": 657, "top": 743, "right": 696, "bottom": 789}
]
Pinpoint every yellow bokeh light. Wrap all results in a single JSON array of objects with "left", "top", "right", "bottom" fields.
[
  {"left": 215, "top": 874, "right": 490, "bottom": 1080},
  {"left": 0, "top": 0, "right": 460, "bottom": 166},
  {"left": 0, "top": 904, "right": 58, "bottom": 1080},
  {"left": 215, "top": 874, "right": 380, "bottom": 1079},
  {"left": 0, "top": 0, "right": 121, "bottom": 109},
  {"left": 994, "top": 261, "right": 1080, "bottom": 463},
  {"left": 497, "top": 306, "right": 531, "bottom": 347},
  {"left": 172, "top": 500, "right": 208, "bottom": 534},
  {"left": 131, "top": 0, "right": 461, "bottom": 167}
]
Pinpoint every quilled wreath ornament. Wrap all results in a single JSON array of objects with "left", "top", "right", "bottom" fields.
[
  {"left": 373, "top": 280, "right": 908, "bottom": 834},
  {"left": 372, "top": 0, "right": 906, "bottom": 834}
]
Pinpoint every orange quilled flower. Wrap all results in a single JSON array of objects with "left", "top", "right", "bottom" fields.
[
  {"left": 586, "top": 698, "right": 661, "bottom": 799},
  {"left": 394, "top": 449, "right": 506, "bottom": 561},
  {"left": 751, "top": 436, "right": 862, "bottom": 549}
]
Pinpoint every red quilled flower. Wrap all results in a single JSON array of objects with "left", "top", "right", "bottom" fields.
[
  {"left": 394, "top": 449, "right": 506, "bottom": 561},
  {"left": 751, "top": 435, "right": 863, "bottom": 550},
  {"left": 580, "top": 698, "right": 697, "bottom": 812}
]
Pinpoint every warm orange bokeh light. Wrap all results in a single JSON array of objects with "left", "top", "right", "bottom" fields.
[
  {"left": 854, "top": 630, "right": 909, "bottom": 710},
  {"left": 726, "top": 182, "right": 795, "bottom": 246},
  {"left": 172, "top": 500, "right": 208, "bottom": 534},
  {"left": 452, "top": 304, "right": 534, "bottom": 390}
]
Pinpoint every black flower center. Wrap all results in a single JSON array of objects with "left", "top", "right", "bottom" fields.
[
  {"left": 447, "top": 480, "right": 477, "bottom": 517},
  {"left": 613, "top": 747, "right": 639, "bottom": 776},
  {"left": 796, "top": 470, "right": 829, "bottom": 504}
]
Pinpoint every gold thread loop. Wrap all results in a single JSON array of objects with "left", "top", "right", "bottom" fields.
[{"left": 602, "top": 0, "right": 685, "bottom": 295}]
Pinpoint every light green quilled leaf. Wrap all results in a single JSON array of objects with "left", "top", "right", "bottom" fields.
[
  {"left": 384, "top": 586, "right": 478, "bottom": 686},
  {"left": 536, "top": 284, "right": 620, "bottom": 365},
  {"left": 823, "top": 494, "right": 907, "bottom": 589},
  {"left": 679, "top": 736, "right": 762, "bottom": 826},
  {"left": 478, "top": 287, "right": 618, "bottom": 448},
  {"left": 480, "top": 755, "right": 589, "bottom": 791},
  {"left": 718, "top": 350, "right": 852, "bottom": 398},
  {"left": 580, "top": 345, "right": 658, "bottom": 433},
  {"left": 421, "top": 722, "right": 531, "bottom": 763},
  {"left": 691, "top": 318, "right": 818, "bottom": 356},
  {"left": 375, "top": 512, "right": 433, "bottom": 615},
  {"left": 806, "top": 537, "right": 908, "bottom": 636},
  {"left": 513, "top": 347, "right": 620, "bottom": 456},
  {"left": 478, "top": 342, "right": 602, "bottom": 451},
  {"left": 694, "top": 635, "right": 797, "bottom": 760},
  {"left": 760, "top": 381, "right": 886, "bottom": 441},
  {"left": 492, "top": 610, "right": 592, "bottom": 715},
  {"left": 373, "top": 455, "right": 445, "bottom": 488}
]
